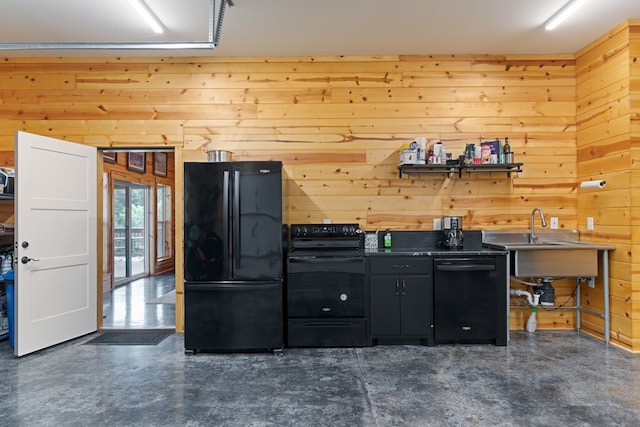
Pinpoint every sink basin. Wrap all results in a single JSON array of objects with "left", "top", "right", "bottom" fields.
[{"left": 482, "top": 230, "right": 610, "bottom": 278}]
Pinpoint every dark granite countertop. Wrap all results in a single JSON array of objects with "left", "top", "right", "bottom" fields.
[
  {"left": 365, "top": 247, "right": 507, "bottom": 256},
  {"left": 363, "top": 229, "right": 507, "bottom": 257}
]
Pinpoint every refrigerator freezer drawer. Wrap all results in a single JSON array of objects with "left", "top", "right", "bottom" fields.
[{"left": 184, "top": 281, "right": 283, "bottom": 353}]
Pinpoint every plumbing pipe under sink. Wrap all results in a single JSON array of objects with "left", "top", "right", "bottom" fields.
[{"left": 510, "top": 288, "right": 540, "bottom": 332}]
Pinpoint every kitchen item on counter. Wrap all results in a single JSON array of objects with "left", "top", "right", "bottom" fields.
[
  {"left": 365, "top": 232, "right": 378, "bottom": 250},
  {"left": 399, "top": 149, "right": 419, "bottom": 165},
  {"left": 441, "top": 216, "right": 464, "bottom": 249},
  {"left": 287, "top": 224, "right": 367, "bottom": 347},
  {"left": 184, "top": 161, "right": 284, "bottom": 354},
  {"left": 474, "top": 146, "right": 482, "bottom": 164},
  {"left": 205, "top": 149, "right": 233, "bottom": 162},
  {"left": 433, "top": 142, "right": 444, "bottom": 164},
  {"left": 481, "top": 140, "right": 501, "bottom": 164},
  {"left": 464, "top": 144, "right": 476, "bottom": 164},
  {"left": 383, "top": 230, "right": 392, "bottom": 248},
  {"left": 480, "top": 145, "right": 491, "bottom": 164},
  {"left": 416, "top": 137, "right": 427, "bottom": 164},
  {"left": 503, "top": 137, "right": 513, "bottom": 164}
]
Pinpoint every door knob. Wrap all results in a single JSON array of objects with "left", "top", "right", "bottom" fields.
[{"left": 21, "top": 256, "right": 40, "bottom": 264}]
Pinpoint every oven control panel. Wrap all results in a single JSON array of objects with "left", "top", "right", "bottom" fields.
[{"left": 290, "top": 223, "right": 362, "bottom": 238}]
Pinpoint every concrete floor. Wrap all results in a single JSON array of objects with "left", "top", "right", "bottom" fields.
[
  {"left": 0, "top": 329, "right": 638, "bottom": 426},
  {"left": 102, "top": 273, "right": 176, "bottom": 329}
]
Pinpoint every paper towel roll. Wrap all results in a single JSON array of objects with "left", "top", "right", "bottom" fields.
[{"left": 580, "top": 180, "right": 606, "bottom": 189}]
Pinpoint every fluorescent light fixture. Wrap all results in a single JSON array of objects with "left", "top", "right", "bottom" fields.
[
  {"left": 0, "top": 0, "right": 229, "bottom": 51},
  {"left": 545, "top": 0, "right": 589, "bottom": 31},
  {"left": 128, "top": 0, "right": 164, "bottom": 34}
]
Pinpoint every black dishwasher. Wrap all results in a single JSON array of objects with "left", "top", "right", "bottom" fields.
[{"left": 434, "top": 256, "right": 507, "bottom": 346}]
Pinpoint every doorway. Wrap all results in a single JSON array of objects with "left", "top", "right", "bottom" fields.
[
  {"left": 113, "top": 180, "right": 149, "bottom": 285},
  {"left": 100, "top": 149, "right": 176, "bottom": 330}
]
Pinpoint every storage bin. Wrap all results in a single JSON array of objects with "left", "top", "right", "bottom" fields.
[
  {"left": 6, "top": 282, "right": 13, "bottom": 348},
  {"left": 3, "top": 270, "right": 13, "bottom": 348}
]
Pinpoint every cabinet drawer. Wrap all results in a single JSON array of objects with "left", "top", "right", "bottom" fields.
[{"left": 369, "top": 257, "right": 432, "bottom": 275}]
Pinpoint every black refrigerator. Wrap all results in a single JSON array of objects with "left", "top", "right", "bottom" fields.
[{"left": 184, "top": 161, "right": 284, "bottom": 353}]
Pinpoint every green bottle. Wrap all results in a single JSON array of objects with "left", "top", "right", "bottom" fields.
[{"left": 384, "top": 230, "right": 392, "bottom": 248}]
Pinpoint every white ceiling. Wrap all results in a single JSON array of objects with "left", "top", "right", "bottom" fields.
[{"left": 1, "top": 0, "right": 640, "bottom": 57}]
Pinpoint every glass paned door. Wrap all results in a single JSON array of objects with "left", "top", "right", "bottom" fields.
[
  {"left": 113, "top": 180, "right": 149, "bottom": 283},
  {"left": 156, "top": 184, "right": 172, "bottom": 260}
]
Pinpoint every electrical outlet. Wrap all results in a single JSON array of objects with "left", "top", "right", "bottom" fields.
[
  {"left": 550, "top": 217, "right": 559, "bottom": 229},
  {"left": 433, "top": 218, "right": 441, "bottom": 230},
  {"left": 323, "top": 218, "right": 331, "bottom": 224},
  {"left": 588, "top": 277, "right": 595, "bottom": 288},
  {"left": 587, "top": 217, "right": 594, "bottom": 231}
]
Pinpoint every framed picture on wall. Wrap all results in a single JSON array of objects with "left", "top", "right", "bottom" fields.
[
  {"left": 127, "top": 152, "right": 146, "bottom": 173},
  {"left": 153, "top": 152, "right": 168, "bottom": 177},
  {"left": 103, "top": 151, "right": 117, "bottom": 164}
]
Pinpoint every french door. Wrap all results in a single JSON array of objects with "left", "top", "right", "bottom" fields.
[{"left": 113, "top": 180, "right": 149, "bottom": 284}]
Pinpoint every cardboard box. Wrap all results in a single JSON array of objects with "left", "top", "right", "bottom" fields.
[{"left": 480, "top": 140, "right": 501, "bottom": 164}]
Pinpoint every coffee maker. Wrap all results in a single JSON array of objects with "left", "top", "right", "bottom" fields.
[{"left": 442, "top": 216, "right": 464, "bottom": 249}]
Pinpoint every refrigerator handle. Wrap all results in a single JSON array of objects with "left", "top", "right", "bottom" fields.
[
  {"left": 233, "top": 169, "right": 241, "bottom": 270},
  {"left": 223, "top": 170, "right": 232, "bottom": 275}
]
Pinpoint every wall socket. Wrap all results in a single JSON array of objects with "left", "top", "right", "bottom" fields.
[
  {"left": 587, "top": 217, "right": 594, "bottom": 231},
  {"left": 588, "top": 277, "right": 595, "bottom": 288},
  {"left": 433, "top": 218, "right": 441, "bottom": 230},
  {"left": 550, "top": 217, "right": 559, "bottom": 229}
]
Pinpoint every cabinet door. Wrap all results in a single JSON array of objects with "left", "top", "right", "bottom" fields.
[
  {"left": 400, "top": 275, "right": 432, "bottom": 336},
  {"left": 369, "top": 275, "right": 401, "bottom": 336}
]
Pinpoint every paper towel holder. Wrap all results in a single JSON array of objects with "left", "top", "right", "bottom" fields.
[{"left": 580, "top": 180, "right": 606, "bottom": 189}]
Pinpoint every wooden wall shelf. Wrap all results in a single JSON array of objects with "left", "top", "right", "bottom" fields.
[{"left": 398, "top": 163, "right": 523, "bottom": 178}]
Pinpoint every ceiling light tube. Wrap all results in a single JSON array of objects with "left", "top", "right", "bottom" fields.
[
  {"left": 128, "top": 0, "right": 164, "bottom": 34},
  {"left": 545, "top": 0, "right": 588, "bottom": 31}
]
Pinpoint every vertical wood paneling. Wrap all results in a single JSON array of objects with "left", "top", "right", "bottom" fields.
[{"left": 576, "top": 21, "right": 639, "bottom": 350}]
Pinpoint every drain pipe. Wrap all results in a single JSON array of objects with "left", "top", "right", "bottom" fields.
[{"left": 510, "top": 288, "right": 541, "bottom": 332}]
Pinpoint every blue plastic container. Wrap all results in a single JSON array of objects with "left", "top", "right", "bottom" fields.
[
  {"left": 6, "top": 282, "right": 13, "bottom": 348},
  {"left": 3, "top": 270, "right": 14, "bottom": 348}
]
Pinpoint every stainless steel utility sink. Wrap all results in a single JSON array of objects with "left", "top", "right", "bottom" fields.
[{"left": 482, "top": 230, "right": 612, "bottom": 278}]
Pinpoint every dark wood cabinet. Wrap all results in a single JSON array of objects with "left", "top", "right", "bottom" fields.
[{"left": 368, "top": 256, "right": 434, "bottom": 346}]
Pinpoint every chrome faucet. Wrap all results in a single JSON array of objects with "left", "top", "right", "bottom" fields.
[{"left": 530, "top": 208, "right": 547, "bottom": 243}]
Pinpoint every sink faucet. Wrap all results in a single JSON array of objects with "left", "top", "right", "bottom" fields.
[{"left": 530, "top": 208, "right": 547, "bottom": 243}]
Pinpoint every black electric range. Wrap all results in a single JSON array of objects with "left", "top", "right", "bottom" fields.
[{"left": 286, "top": 224, "right": 368, "bottom": 347}]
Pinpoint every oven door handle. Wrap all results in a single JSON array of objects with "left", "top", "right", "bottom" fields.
[
  {"left": 288, "top": 257, "right": 364, "bottom": 263},
  {"left": 436, "top": 264, "right": 495, "bottom": 272}
]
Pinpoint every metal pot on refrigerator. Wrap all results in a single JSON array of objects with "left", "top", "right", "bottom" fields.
[{"left": 205, "top": 150, "right": 233, "bottom": 162}]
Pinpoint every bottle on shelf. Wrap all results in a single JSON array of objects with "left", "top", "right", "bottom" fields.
[{"left": 503, "top": 137, "right": 513, "bottom": 164}]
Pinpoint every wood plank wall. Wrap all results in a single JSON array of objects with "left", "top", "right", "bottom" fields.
[
  {"left": 0, "top": 40, "right": 630, "bottom": 342},
  {"left": 632, "top": 25, "right": 640, "bottom": 352},
  {"left": 576, "top": 20, "right": 638, "bottom": 351}
]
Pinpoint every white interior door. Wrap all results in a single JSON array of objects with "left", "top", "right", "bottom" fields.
[{"left": 14, "top": 131, "right": 97, "bottom": 357}]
